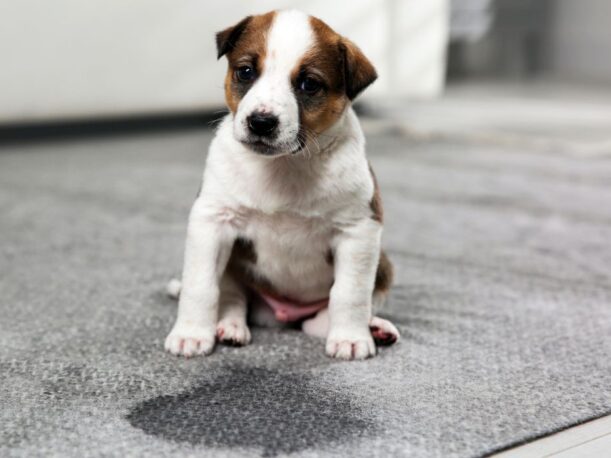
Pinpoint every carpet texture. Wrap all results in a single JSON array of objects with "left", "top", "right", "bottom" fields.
[{"left": 1, "top": 126, "right": 610, "bottom": 457}]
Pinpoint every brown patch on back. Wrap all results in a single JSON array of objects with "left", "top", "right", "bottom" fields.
[
  {"left": 217, "top": 12, "right": 276, "bottom": 113},
  {"left": 374, "top": 250, "right": 393, "bottom": 294},
  {"left": 369, "top": 164, "right": 383, "bottom": 222},
  {"left": 369, "top": 163, "right": 391, "bottom": 294}
]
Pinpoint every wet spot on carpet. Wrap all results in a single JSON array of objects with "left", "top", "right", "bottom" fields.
[{"left": 126, "top": 366, "right": 375, "bottom": 456}]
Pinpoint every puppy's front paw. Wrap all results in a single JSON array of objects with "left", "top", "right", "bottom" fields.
[
  {"left": 326, "top": 329, "right": 376, "bottom": 360},
  {"left": 164, "top": 322, "right": 216, "bottom": 357},
  {"left": 216, "top": 318, "right": 251, "bottom": 346}
]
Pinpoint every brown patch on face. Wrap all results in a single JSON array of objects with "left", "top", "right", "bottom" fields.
[
  {"left": 325, "top": 249, "right": 334, "bottom": 265},
  {"left": 292, "top": 17, "right": 348, "bottom": 135},
  {"left": 374, "top": 250, "right": 394, "bottom": 294},
  {"left": 290, "top": 16, "right": 378, "bottom": 136},
  {"left": 369, "top": 164, "right": 383, "bottom": 223},
  {"left": 216, "top": 12, "right": 276, "bottom": 113}
]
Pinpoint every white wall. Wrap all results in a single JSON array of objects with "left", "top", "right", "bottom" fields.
[
  {"left": 0, "top": 0, "right": 448, "bottom": 124},
  {"left": 544, "top": 0, "right": 611, "bottom": 83}
]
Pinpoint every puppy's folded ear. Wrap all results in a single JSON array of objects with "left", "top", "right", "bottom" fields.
[
  {"left": 216, "top": 16, "right": 252, "bottom": 59},
  {"left": 339, "top": 38, "right": 377, "bottom": 100}
]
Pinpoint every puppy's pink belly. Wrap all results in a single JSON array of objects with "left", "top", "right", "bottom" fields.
[{"left": 259, "top": 292, "right": 328, "bottom": 323}]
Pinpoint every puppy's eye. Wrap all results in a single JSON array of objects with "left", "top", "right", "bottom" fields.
[
  {"left": 298, "top": 76, "right": 322, "bottom": 95},
  {"left": 236, "top": 65, "right": 256, "bottom": 82}
]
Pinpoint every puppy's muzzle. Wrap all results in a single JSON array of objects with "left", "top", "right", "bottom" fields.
[{"left": 247, "top": 112, "right": 279, "bottom": 138}]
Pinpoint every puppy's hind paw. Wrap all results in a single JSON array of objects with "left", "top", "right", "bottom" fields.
[
  {"left": 370, "top": 316, "right": 400, "bottom": 347},
  {"left": 216, "top": 319, "right": 251, "bottom": 346}
]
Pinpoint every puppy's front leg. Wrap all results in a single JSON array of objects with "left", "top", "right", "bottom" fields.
[
  {"left": 327, "top": 219, "right": 381, "bottom": 360},
  {"left": 165, "top": 198, "right": 235, "bottom": 357}
]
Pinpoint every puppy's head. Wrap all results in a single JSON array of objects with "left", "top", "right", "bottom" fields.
[{"left": 216, "top": 10, "right": 376, "bottom": 157}]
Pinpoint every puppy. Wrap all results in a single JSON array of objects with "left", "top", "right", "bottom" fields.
[{"left": 165, "top": 10, "right": 399, "bottom": 360}]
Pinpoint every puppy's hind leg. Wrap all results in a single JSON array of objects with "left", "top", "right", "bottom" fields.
[
  {"left": 216, "top": 273, "right": 251, "bottom": 346},
  {"left": 248, "top": 295, "right": 288, "bottom": 329},
  {"left": 303, "top": 300, "right": 400, "bottom": 346},
  {"left": 369, "top": 316, "right": 400, "bottom": 346},
  {"left": 370, "top": 291, "right": 400, "bottom": 346},
  {"left": 302, "top": 308, "right": 330, "bottom": 339}
]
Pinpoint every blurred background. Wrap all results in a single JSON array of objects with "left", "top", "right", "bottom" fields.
[{"left": 1, "top": 0, "right": 611, "bottom": 140}]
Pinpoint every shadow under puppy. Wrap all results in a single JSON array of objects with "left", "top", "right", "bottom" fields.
[{"left": 166, "top": 9, "right": 399, "bottom": 360}]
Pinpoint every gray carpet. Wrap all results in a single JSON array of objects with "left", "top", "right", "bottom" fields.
[{"left": 1, "top": 126, "right": 611, "bottom": 457}]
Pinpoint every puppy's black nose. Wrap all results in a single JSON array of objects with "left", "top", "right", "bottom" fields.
[{"left": 247, "top": 112, "right": 279, "bottom": 137}]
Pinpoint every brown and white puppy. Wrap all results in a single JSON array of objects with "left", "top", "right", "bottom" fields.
[{"left": 165, "top": 10, "right": 399, "bottom": 360}]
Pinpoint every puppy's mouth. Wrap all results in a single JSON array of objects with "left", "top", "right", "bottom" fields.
[{"left": 241, "top": 137, "right": 305, "bottom": 157}]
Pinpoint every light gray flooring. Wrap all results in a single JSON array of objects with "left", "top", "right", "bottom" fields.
[
  {"left": 495, "top": 415, "right": 611, "bottom": 457},
  {"left": 1, "top": 82, "right": 610, "bottom": 457}
]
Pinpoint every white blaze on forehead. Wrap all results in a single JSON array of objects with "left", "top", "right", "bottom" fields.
[
  {"left": 232, "top": 10, "right": 314, "bottom": 150},
  {"left": 264, "top": 10, "right": 313, "bottom": 80}
]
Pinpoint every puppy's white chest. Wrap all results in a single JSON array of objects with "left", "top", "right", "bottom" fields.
[{"left": 241, "top": 209, "right": 335, "bottom": 301}]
